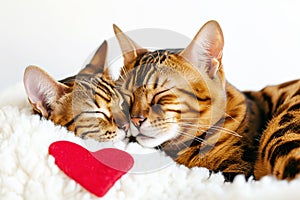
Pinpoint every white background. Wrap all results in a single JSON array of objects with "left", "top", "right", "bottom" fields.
[{"left": 1, "top": 0, "right": 300, "bottom": 92}]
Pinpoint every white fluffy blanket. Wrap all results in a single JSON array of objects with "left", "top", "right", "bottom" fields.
[{"left": 1, "top": 83, "right": 300, "bottom": 200}]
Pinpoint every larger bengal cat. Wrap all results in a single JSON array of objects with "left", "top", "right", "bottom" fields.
[{"left": 113, "top": 21, "right": 300, "bottom": 181}]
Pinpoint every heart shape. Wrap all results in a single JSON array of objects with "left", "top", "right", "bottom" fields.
[{"left": 49, "top": 141, "right": 134, "bottom": 197}]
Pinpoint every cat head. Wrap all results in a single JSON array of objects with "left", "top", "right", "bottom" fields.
[
  {"left": 23, "top": 41, "right": 129, "bottom": 142},
  {"left": 114, "top": 21, "right": 226, "bottom": 148}
]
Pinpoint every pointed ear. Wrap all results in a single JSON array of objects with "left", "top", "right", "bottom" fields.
[
  {"left": 79, "top": 40, "right": 108, "bottom": 75},
  {"left": 23, "top": 65, "right": 68, "bottom": 118},
  {"left": 113, "top": 24, "right": 148, "bottom": 67},
  {"left": 180, "top": 20, "right": 224, "bottom": 79}
]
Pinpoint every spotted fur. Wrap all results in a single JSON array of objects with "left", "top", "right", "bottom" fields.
[
  {"left": 113, "top": 21, "right": 300, "bottom": 181},
  {"left": 24, "top": 41, "right": 129, "bottom": 142}
]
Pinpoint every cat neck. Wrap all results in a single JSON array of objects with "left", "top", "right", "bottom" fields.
[{"left": 224, "top": 81, "right": 264, "bottom": 137}]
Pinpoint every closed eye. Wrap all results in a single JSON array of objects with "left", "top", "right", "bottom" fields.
[
  {"left": 157, "top": 94, "right": 178, "bottom": 105},
  {"left": 83, "top": 110, "right": 110, "bottom": 120},
  {"left": 151, "top": 87, "right": 174, "bottom": 105},
  {"left": 64, "top": 110, "right": 110, "bottom": 128}
]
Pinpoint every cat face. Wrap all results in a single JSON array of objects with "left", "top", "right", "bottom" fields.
[
  {"left": 114, "top": 21, "right": 226, "bottom": 148},
  {"left": 119, "top": 51, "right": 204, "bottom": 147},
  {"left": 24, "top": 41, "right": 129, "bottom": 142},
  {"left": 54, "top": 74, "right": 128, "bottom": 142}
]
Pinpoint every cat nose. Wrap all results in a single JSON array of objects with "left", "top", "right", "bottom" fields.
[{"left": 131, "top": 117, "right": 146, "bottom": 128}]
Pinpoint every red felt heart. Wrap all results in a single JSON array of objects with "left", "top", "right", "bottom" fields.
[{"left": 49, "top": 141, "right": 134, "bottom": 197}]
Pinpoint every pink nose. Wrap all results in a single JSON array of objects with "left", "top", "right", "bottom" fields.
[{"left": 131, "top": 117, "right": 146, "bottom": 128}]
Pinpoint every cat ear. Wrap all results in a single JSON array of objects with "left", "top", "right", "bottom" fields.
[
  {"left": 180, "top": 20, "right": 224, "bottom": 79},
  {"left": 113, "top": 24, "right": 148, "bottom": 67},
  {"left": 79, "top": 40, "right": 108, "bottom": 75},
  {"left": 23, "top": 65, "right": 69, "bottom": 118}
]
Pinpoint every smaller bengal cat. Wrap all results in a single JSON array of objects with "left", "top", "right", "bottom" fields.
[
  {"left": 113, "top": 21, "right": 300, "bottom": 181},
  {"left": 24, "top": 41, "right": 129, "bottom": 142}
]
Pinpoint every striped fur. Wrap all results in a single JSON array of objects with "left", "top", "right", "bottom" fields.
[
  {"left": 24, "top": 41, "right": 129, "bottom": 142},
  {"left": 114, "top": 21, "right": 300, "bottom": 181},
  {"left": 246, "top": 80, "right": 300, "bottom": 180}
]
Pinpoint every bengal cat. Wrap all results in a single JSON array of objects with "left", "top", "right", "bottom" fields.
[
  {"left": 23, "top": 41, "right": 129, "bottom": 142},
  {"left": 113, "top": 21, "right": 300, "bottom": 181}
]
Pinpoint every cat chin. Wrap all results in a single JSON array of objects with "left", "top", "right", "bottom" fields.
[
  {"left": 136, "top": 125, "right": 180, "bottom": 148},
  {"left": 136, "top": 136, "right": 165, "bottom": 148}
]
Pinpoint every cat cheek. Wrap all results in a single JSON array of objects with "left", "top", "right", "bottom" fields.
[
  {"left": 150, "top": 104, "right": 164, "bottom": 117},
  {"left": 129, "top": 122, "right": 140, "bottom": 137}
]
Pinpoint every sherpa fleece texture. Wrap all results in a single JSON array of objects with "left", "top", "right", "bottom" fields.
[{"left": 1, "top": 84, "right": 300, "bottom": 200}]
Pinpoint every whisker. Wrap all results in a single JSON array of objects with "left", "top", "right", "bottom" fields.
[
  {"left": 179, "top": 117, "right": 217, "bottom": 120},
  {"left": 175, "top": 138, "right": 189, "bottom": 149},
  {"left": 223, "top": 113, "right": 241, "bottom": 124},
  {"left": 160, "top": 126, "right": 184, "bottom": 151},
  {"left": 178, "top": 124, "right": 216, "bottom": 136},
  {"left": 202, "top": 126, "right": 241, "bottom": 137},
  {"left": 203, "top": 104, "right": 241, "bottom": 124},
  {"left": 199, "top": 124, "right": 241, "bottom": 137},
  {"left": 176, "top": 130, "right": 213, "bottom": 146},
  {"left": 170, "top": 121, "right": 241, "bottom": 137},
  {"left": 164, "top": 136, "right": 185, "bottom": 151}
]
